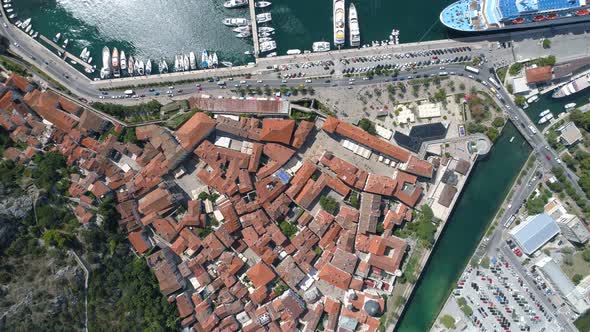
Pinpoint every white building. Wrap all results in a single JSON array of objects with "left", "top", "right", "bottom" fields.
[{"left": 417, "top": 102, "right": 442, "bottom": 119}]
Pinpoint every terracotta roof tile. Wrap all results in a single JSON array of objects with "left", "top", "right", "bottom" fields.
[
  {"left": 175, "top": 112, "right": 216, "bottom": 150},
  {"left": 260, "top": 118, "right": 295, "bottom": 145}
]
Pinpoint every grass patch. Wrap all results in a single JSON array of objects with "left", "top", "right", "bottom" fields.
[
  {"left": 164, "top": 110, "right": 197, "bottom": 130},
  {"left": 0, "top": 55, "right": 30, "bottom": 77}
]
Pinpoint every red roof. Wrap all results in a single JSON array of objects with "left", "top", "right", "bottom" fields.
[
  {"left": 526, "top": 66, "right": 552, "bottom": 84},
  {"left": 260, "top": 118, "right": 295, "bottom": 145},
  {"left": 405, "top": 156, "right": 434, "bottom": 178},
  {"left": 127, "top": 230, "right": 151, "bottom": 254},
  {"left": 318, "top": 263, "right": 352, "bottom": 290},
  {"left": 322, "top": 117, "right": 411, "bottom": 162},
  {"left": 246, "top": 261, "right": 276, "bottom": 288},
  {"left": 175, "top": 112, "right": 216, "bottom": 150}
]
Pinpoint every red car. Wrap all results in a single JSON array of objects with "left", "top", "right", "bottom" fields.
[{"left": 546, "top": 155, "right": 551, "bottom": 161}]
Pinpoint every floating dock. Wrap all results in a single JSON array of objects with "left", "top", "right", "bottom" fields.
[
  {"left": 248, "top": 0, "right": 260, "bottom": 57},
  {"left": 39, "top": 35, "right": 94, "bottom": 71}
]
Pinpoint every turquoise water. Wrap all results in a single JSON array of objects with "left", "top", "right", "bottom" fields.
[
  {"left": 396, "top": 122, "right": 531, "bottom": 332},
  {"left": 11, "top": 0, "right": 457, "bottom": 76}
]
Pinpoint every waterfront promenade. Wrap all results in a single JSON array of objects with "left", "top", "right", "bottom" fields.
[{"left": 248, "top": 0, "right": 260, "bottom": 57}]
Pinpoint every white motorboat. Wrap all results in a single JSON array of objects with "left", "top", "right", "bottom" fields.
[
  {"left": 223, "top": 18, "right": 250, "bottom": 26},
  {"left": 5, "top": 8, "right": 12, "bottom": 12},
  {"left": 256, "top": 12, "right": 272, "bottom": 23},
  {"left": 159, "top": 59, "right": 168, "bottom": 74},
  {"left": 87, "top": 57, "right": 92, "bottom": 64},
  {"left": 259, "top": 37, "right": 273, "bottom": 43},
  {"left": 183, "top": 54, "right": 190, "bottom": 71},
  {"left": 538, "top": 113, "right": 553, "bottom": 125},
  {"left": 244, "top": 50, "right": 253, "bottom": 55},
  {"left": 565, "top": 103, "right": 577, "bottom": 110},
  {"left": 221, "top": 61, "right": 233, "bottom": 67},
  {"left": 266, "top": 52, "right": 277, "bottom": 57},
  {"left": 312, "top": 41, "right": 330, "bottom": 52},
  {"left": 255, "top": 1, "right": 271, "bottom": 8},
  {"left": 212, "top": 53, "right": 218, "bottom": 67},
  {"left": 539, "top": 109, "right": 551, "bottom": 117},
  {"left": 260, "top": 40, "right": 276, "bottom": 52},
  {"left": 8, "top": 14, "right": 16, "bottom": 20},
  {"left": 189, "top": 52, "right": 196, "bottom": 70},
  {"left": 62, "top": 38, "right": 69, "bottom": 49},
  {"left": 137, "top": 60, "right": 145, "bottom": 75},
  {"left": 32, "top": 32, "right": 38, "bottom": 38},
  {"left": 53, "top": 32, "right": 61, "bottom": 43},
  {"left": 25, "top": 24, "right": 31, "bottom": 33},
  {"left": 201, "top": 50, "right": 209, "bottom": 68},
  {"left": 233, "top": 26, "right": 251, "bottom": 33},
  {"left": 21, "top": 18, "right": 30, "bottom": 29},
  {"left": 100, "top": 46, "right": 111, "bottom": 79},
  {"left": 286, "top": 49, "right": 301, "bottom": 55},
  {"left": 527, "top": 95, "right": 539, "bottom": 103},
  {"left": 259, "top": 31, "right": 274, "bottom": 37},
  {"left": 120, "top": 50, "right": 127, "bottom": 71},
  {"left": 258, "top": 26, "right": 275, "bottom": 33},
  {"left": 236, "top": 31, "right": 252, "bottom": 38},
  {"left": 224, "top": 0, "right": 248, "bottom": 8},
  {"left": 333, "top": 0, "right": 345, "bottom": 46},
  {"left": 145, "top": 59, "right": 152, "bottom": 75},
  {"left": 349, "top": 2, "right": 360, "bottom": 47}
]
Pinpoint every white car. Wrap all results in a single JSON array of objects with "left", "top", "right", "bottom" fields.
[
  {"left": 281, "top": 79, "right": 288, "bottom": 83},
  {"left": 239, "top": 80, "right": 247, "bottom": 84},
  {"left": 257, "top": 79, "right": 263, "bottom": 83},
  {"left": 304, "top": 79, "right": 312, "bottom": 83}
]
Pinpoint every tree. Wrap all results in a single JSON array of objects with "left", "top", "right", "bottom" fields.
[
  {"left": 506, "top": 84, "right": 513, "bottom": 94},
  {"left": 573, "top": 274, "right": 583, "bottom": 285},
  {"left": 358, "top": 118, "right": 377, "bottom": 135},
  {"left": 542, "top": 38, "right": 551, "bottom": 49},
  {"left": 320, "top": 196, "right": 339, "bottom": 215},
  {"left": 440, "top": 315, "right": 456, "bottom": 329},
  {"left": 486, "top": 127, "right": 500, "bottom": 142},
  {"left": 279, "top": 220, "right": 298, "bottom": 238},
  {"left": 582, "top": 248, "right": 590, "bottom": 262},
  {"left": 514, "top": 95, "right": 526, "bottom": 107},
  {"left": 492, "top": 117, "right": 505, "bottom": 128},
  {"left": 42, "top": 229, "right": 76, "bottom": 249}
]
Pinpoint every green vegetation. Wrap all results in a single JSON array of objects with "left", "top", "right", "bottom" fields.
[
  {"left": 514, "top": 95, "right": 526, "bottom": 107},
  {"left": 0, "top": 55, "right": 30, "bottom": 77},
  {"left": 492, "top": 117, "right": 506, "bottom": 128},
  {"left": 358, "top": 118, "right": 377, "bottom": 135},
  {"left": 91, "top": 100, "right": 163, "bottom": 123},
  {"left": 509, "top": 56, "right": 556, "bottom": 76},
  {"left": 273, "top": 282, "right": 288, "bottom": 296},
  {"left": 440, "top": 315, "right": 456, "bottom": 329},
  {"left": 347, "top": 191, "right": 360, "bottom": 209},
  {"left": 486, "top": 127, "right": 500, "bottom": 142},
  {"left": 573, "top": 274, "right": 583, "bottom": 285},
  {"left": 542, "top": 39, "right": 551, "bottom": 49},
  {"left": 197, "top": 191, "right": 220, "bottom": 202},
  {"left": 526, "top": 188, "right": 552, "bottom": 214},
  {"left": 399, "top": 247, "right": 421, "bottom": 284},
  {"left": 496, "top": 67, "right": 508, "bottom": 83},
  {"left": 456, "top": 297, "right": 473, "bottom": 317},
  {"left": 583, "top": 248, "right": 590, "bottom": 262},
  {"left": 320, "top": 196, "right": 339, "bottom": 215},
  {"left": 402, "top": 205, "right": 437, "bottom": 247},
  {"left": 279, "top": 220, "right": 298, "bottom": 238},
  {"left": 575, "top": 310, "right": 590, "bottom": 332},
  {"left": 164, "top": 110, "right": 197, "bottom": 130},
  {"left": 290, "top": 108, "right": 317, "bottom": 121},
  {"left": 509, "top": 63, "right": 524, "bottom": 76},
  {"left": 480, "top": 256, "right": 490, "bottom": 269}
]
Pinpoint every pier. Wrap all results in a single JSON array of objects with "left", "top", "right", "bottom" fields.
[
  {"left": 248, "top": 0, "right": 260, "bottom": 57},
  {"left": 38, "top": 35, "right": 94, "bottom": 71}
]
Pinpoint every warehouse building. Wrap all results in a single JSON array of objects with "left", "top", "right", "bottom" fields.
[{"left": 509, "top": 214, "right": 560, "bottom": 255}]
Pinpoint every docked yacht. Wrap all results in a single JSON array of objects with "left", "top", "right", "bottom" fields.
[
  {"left": 259, "top": 37, "right": 273, "bottom": 43},
  {"left": 183, "top": 54, "right": 190, "bottom": 71},
  {"left": 538, "top": 113, "right": 554, "bottom": 125},
  {"left": 159, "top": 59, "right": 168, "bottom": 74},
  {"left": 565, "top": 103, "right": 577, "bottom": 110},
  {"left": 100, "top": 46, "right": 111, "bottom": 79},
  {"left": 553, "top": 74, "right": 590, "bottom": 98},
  {"left": 539, "top": 109, "right": 551, "bottom": 117},
  {"left": 333, "top": 0, "right": 345, "bottom": 47},
  {"left": 256, "top": 12, "right": 272, "bottom": 23},
  {"left": 53, "top": 33, "right": 61, "bottom": 43},
  {"left": 145, "top": 59, "right": 152, "bottom": 75},
  {"left": 21, "top": 18, "right": 30, "bottom": 29},
  {"left": 189, "top": 52, "right": 196, "bottom": 70},
  {"left": 259, "top": 32, "right": 273, "bottom": 38},
  {"left": 25, "top": 24, "right": 31, "bottom": 33},
  {"left": 236, "top": 31, "right": 252, "bottom": 38},
  {"left": 258, "top": 26, "right": 275, "bottom": 33},
  {"left": 223, "top": 18, "right": 250, "bottom": 26},
  {"left": 287, "top": 49, "right": 301, "bottom": 55},
  {"left": 212, "top": 53, "right": 219, "bottom": 68},
  {"left": 233, "top": 25, "right": 251, "bottom": 33},
  {"left": 348, "top": 2, "right": 360, "bottom": 47},
  {"left": 312, "top": 41, "right": 330, "bottom": 52},
  {"left": 201, "top": 50, "right": 209, "bottom": 68},
  {"left": 221, "top": 61, "right": 233, "bottom": 67},
  {"left": 111, "top": 47, "right": 120, "bottom": 78},
  {"left": 224, "top": 0, "right": 248, "bottom": 8},
  {"left": 80, "top": 47, "right": 89, "bottom": 61},
  {"left": 137, "top": 60, "right": 145, "bottom": 75},
  {"left": 260, "top": 40, "right": 277, "bottom": 52},
  {"left": 62, "top": 38, "right": 69, "bottom": 49},
  {"left": 128, "top": 56, "right": 134, "bottom": 76},
  {"left": 266, "top": 52, "right": 277, "bottom": 58},
  {"left": 255, "top": 1, "right": 271, "bottom": 8},
  {"left": 120, "top": 50, "right": 127, "bottom": 71}
]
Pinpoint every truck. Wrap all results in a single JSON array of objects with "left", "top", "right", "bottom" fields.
[
  {"left": 124, "top": 89, "right": 134, "bottom": 96},
  {"left": 465, "top": 65, "right": 480, "bottom": 74}
]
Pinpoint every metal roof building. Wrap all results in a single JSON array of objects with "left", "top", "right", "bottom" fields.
[{"left": 509, "top": 213, "right": 560, "bottom": 255}]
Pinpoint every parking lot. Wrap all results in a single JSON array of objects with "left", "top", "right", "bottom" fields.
[{"left": 453, "top": 253, "right": 562, "bottom": 332}]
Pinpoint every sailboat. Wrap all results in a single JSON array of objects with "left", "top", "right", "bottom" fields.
[{"left": 145, "top": 59, "right": 152, "bottom": 75}]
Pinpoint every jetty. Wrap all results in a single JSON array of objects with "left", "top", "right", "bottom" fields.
[
  {"left": 248, "top": 0, "right": 260, "bottom": 57},
  {"left": 38, "top": 35, "right": 94, "bottom": 71}
]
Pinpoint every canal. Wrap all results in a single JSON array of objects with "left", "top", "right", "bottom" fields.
[{"left": 395, "top": 122, "right": 531, "bottom": 332}]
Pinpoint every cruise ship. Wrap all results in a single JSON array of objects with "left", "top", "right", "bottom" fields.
[
  {"left": 333, "top": 0, "right": 345, "bottom": 46},
  {"left": 553, "top": 73, "right": 590, "bottom": 98},
  {"left": 348, "top": 2, "right": 360, "bottom": 47},
  {"left": 440, "top": 0, "right": 590, "bottom": 32}
]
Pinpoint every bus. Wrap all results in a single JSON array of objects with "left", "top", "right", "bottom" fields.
[
  {"left": 465, "top": 65, "right": 480, "bottom": 74},
  {"left": 504, "top": 215, "right": 516, "bottom": 228},
  {"left": 488, "top": 77, "right": 501, "bottom": 89}
]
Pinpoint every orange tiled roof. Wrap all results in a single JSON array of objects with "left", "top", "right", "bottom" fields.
[
  {"left": 246, "top": 261, "right": 276, "bottom": 288},
  {"left": 175, "top": 112, "right": 216, "bottom": 150},
  {"left": 260, "top": 118, "right": 295, "bottom": 145},
  {"left": 526, "top": 66, "right": 552, "bottom": 84},
  {"left": 318, "top": 263, "right": 351, "bottom": 290}
]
